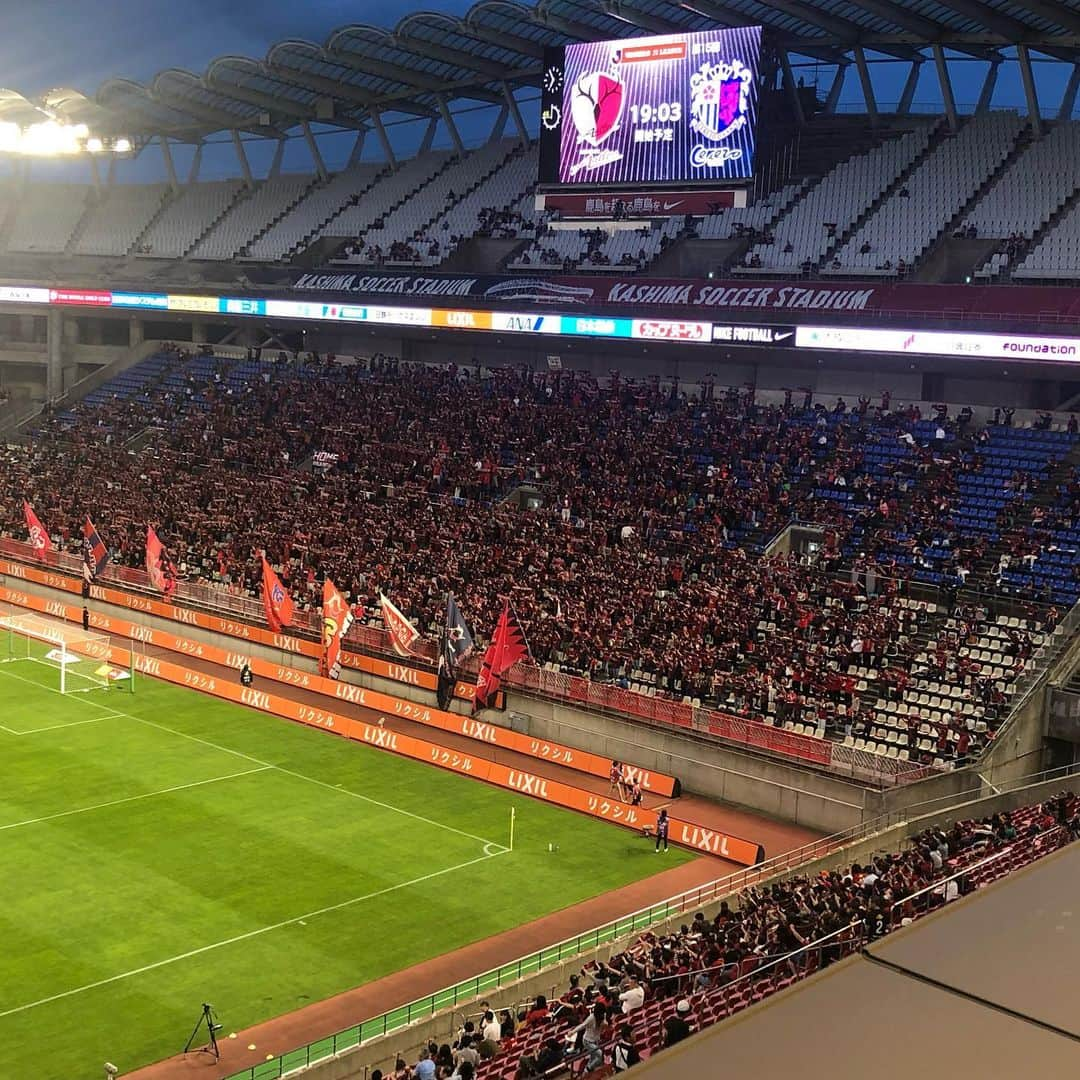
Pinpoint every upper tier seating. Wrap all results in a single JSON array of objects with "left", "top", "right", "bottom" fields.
[
  {"left": 739, "top": 125, "right": 934, "bottom": 271},
  {"left": 830, "top": 112, "right": 1023, "bottom": 274},
  {"left": 351, "top": 142, "right": 515, "bottom": 262},
  {"left": 7, "top": 183, "right": 90, "bottom": 253},
  {"left": 966, "top": 121, "right": 1080, "bottom": 279},
  {"left": 321, "top": 151, "right": 454, "bottom": 245},
  {"left": 696, "top": 182, "right": 805, "bottom": 240},
  {"left": 510, "top": 219, "right": 682, "bottom": 271},
  {"left": 1015, "top": 193, "right": 1080, "bottom": 279},
  {"left": 72, "top": 183, "right": 170, "bottom": 256},
  {"left": 190, "top": 176, "right": 314, "bottom": 260},
  {"left": 406, "top": 147, "right": 540, "bottom": 266},
  {"left": 136, "top": 180, "right": 243, "bottom": 258},
  {"left": 246, "top": 164, "right": 385, "bottom": 261}
]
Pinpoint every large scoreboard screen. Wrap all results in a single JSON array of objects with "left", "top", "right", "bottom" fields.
[{"left": 539, "top": 26, "right": 762, "bottom": 188}]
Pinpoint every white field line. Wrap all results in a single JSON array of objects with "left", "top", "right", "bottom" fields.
[
  {"left": 1, "top": 714, "right": 122, "bottom": 736},
  {"left": 0, "top": 664, "right": 119, "bottom": 734},
  {"left": 0, "top": 766, "right": 272, "bottom": 833},
  {"left": 0, "top": 660, "right": 510, "bottom": 852},
  {"left": 0, "top": 847, "right": 508, "bottom": 1020}
]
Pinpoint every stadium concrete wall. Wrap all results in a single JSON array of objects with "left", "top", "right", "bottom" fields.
[
  {"left": 508, "top": 692, "right": 876, "bottom": 834},
  {"left": 301, "top": 770, "right": 1080, "bottom": 1080}
]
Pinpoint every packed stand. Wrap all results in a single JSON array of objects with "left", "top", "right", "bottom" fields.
[{"left": 0, "top": 358, "right": 1067, "bottom": 767}]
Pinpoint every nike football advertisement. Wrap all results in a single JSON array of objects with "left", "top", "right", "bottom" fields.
[{"left": 539, "top": 27, "right": 762, "bottom": 187}]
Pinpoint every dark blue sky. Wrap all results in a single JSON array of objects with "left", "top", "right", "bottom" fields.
[
  {"left": 0, "top": 1, "right": 1063, "bottom": 118},
  {"left": 0, "top": 0, "right": 474, "bottom": 95}
]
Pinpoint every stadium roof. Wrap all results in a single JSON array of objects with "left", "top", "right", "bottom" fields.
[{"left": 10, "top": 0, "right": 1080, "bottom": 142}]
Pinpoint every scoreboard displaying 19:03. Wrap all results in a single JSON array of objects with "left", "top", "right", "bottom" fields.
[{"left": 539, "top": 26, "right": 762, "bottom": 188}]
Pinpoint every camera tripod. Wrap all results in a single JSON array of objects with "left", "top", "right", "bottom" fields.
[{"left": 184, "top": 1003, "right": 223, "bottom": 1059}]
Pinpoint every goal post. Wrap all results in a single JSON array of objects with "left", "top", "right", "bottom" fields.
[{"left": 0, "top": 611, "right": 114, "bottom": 694}]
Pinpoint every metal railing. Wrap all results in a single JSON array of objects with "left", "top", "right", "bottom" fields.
[{"left": 0, "top": 537, "right": 437, "bottom": 667}]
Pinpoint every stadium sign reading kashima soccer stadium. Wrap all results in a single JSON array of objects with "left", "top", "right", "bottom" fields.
[
  {"left": 291, "top": 272, "right": 482, "bottom": 297},
  {"left": 6, "top": 276, "right": 1080, "bottom": 361},
  {"left": 279, "top": 270, "right": 878, "bottom": 312},
  {"left": 254, "top": 269, "right": 1080, "bottom": 324}
]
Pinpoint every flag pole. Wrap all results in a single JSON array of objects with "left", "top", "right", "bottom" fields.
[
  {"left": 507, "top": 597, "right": 534, "bottom": 664},
  {"left": 509, "top": 807, "right": 516, "bottom": 852}
]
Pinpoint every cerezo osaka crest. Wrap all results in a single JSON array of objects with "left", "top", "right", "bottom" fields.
[{"left": 690, "top": 58, "right": 752, "bottom": 145}]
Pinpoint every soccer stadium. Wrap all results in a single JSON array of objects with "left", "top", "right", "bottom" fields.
[{"left": 5, "top": 1, "right": 1080, "bottom": 1078}]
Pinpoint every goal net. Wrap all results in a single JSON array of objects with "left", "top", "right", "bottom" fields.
[{"left": 0, "top": 611, "right": 113, "bottom": 694}]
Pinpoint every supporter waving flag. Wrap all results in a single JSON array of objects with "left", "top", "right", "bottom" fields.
[
  {"left": 380, "top": 591, "right": 420, "bottom": 656},
  {"left": 260, "top": 553, "right": 295, "bottom": 632},
  {"left": 320, "top": 577, "right": 354, "bottom": 680},
  {"left": 437, "top": 591, "right": 474, "bottom": 710},
  {"left": 23, "top": 501, "right": 52, "bottom": 554},
  {"left": 145, "top": 525, "right": 178, "bottom": 599},
  {"left": 82, "top": 516, "right": 110, "bottom": 582},
  {"left": 474, "top": 599, "right": 530, "bottom": 712}
]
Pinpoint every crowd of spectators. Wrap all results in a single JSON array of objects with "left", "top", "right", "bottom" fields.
[
  {"left": 0, "top": 351, "right": 1066, "bottom": 761},
  {"left": 514, "top": 224, "right": 667, "bottom": 272},
  {"left": 386, "top": 794, "right": 1077, "bottom": 1078},
  {"left": 475, "top": 206, "right": 539, "bottom": 240}
]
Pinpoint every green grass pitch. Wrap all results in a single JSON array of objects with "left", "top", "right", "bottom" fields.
[{"left": 0, "top": 649, "right": 694, "bottom": 1080}]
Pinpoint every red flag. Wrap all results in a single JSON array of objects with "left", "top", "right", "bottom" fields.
[
  {"left": 23, "top": 501, "right": 52, "bottom": 554},
  {"left": 261, "top": 554, "right": 295, "bottom": 632},
  {"left": 474, "top": 601, "right": 529, "bottom": 711},
  {"left": 380, "top": 591, "right": 420, "bottom": 656},
  {"left": 145, "top": 525, "right": 178, "bottom": 598},
  {"left": 320, "top": 578, "right": 355, "bottom": 680}
]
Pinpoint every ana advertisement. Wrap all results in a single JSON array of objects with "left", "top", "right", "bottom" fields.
[{"left": 539, "top": 27, "right": 762, "bottom": 187}]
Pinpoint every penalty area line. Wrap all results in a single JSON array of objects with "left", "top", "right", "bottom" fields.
[
  {"left": 0, "top": 847, "right": 509, "bottom": 1020},
  {"left": 0, "top": 766, "right": 272, "bottom": 833},
  {"left": 1, "top": 714, "right": 123, "bottom": 736}
]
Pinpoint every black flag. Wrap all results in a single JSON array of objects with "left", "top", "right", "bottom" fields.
[{"left": 437, "top": 592, "right": 474, "bottom": 711}]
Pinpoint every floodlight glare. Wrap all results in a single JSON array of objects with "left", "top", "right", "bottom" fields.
[{"left": 0, "top": 119, "right": 131, "bottom": 156}]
